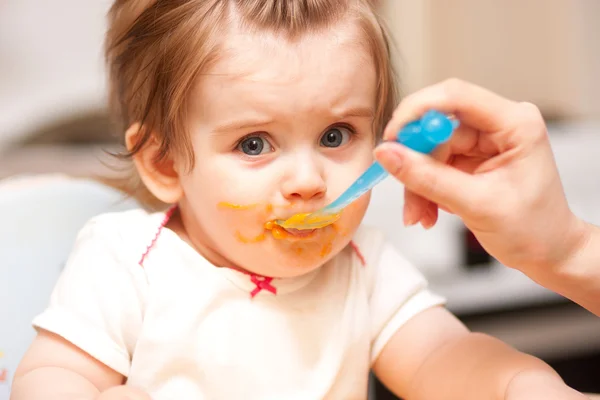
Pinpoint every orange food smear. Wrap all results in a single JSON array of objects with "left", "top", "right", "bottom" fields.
[
  {"left": 280, "top": 212, "right": 340, "bottom": 229},
  {"left": 265, "top": 220, "right": 336, "bottom": 257},
  {"left": 218, "top": 202, "right": 257, "bottom": 210},
  {"left": 264, "top": 221, "right": 290, "bottom": 240},
  {"left": 264, "top": 221, "right": 275, "bottom": 230},
  {"left": 332, "top": 224, "right": 349, "bottom": 236},
  {"left": 235, "top": 231, "right": 266, "bottom": 243},
  {"left": 320, "top": 242, "right": 333, "bottom": 258}
]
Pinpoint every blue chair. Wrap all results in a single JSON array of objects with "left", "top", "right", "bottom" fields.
[{"left": 0, "top": 175, "right": 139, "bottom": 397}]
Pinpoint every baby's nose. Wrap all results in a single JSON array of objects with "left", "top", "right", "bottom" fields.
[{"left": 281, "top": 158, "right": 327, "bottom": 201}]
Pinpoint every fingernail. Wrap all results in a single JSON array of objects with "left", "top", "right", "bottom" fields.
[
  {"left": 420, "top": 209, "right": 436, "bottom": 229},
  {"left": 421, "top": 219, "right": 434, "bottom": 229},
  {"left": 403, "top": 203, "right": 418, "bottom": 226},
  {"left": 374, "top": 146, "right": 403, "bottom": 175},
  {"left": 404, "top": 214, "right": 418, "bottom": 227}
]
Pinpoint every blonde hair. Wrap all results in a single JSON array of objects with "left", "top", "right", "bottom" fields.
[{"left": 105, "top": 0, "right": 398, "bottom": 207}]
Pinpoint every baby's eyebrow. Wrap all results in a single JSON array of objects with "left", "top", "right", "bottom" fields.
[
  {"left": 331, "top": 106, "right": 374, "bottom": 120},
  {"left": 211, "top": 117, "right": 275, "bottom": 135},
  {"left": 210, "top": 106, "right": 374, "bottom": 135}
]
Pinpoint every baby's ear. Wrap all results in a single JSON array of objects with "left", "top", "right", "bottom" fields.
[{"left": 125, "top": 123, "right": 183, "bottom": 204}]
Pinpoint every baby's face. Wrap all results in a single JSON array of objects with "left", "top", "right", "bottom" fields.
[{"left": 177, "top": 22, "right": 377, "bottom": 278}]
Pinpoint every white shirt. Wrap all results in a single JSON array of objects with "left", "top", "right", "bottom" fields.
[{"left": 33, "top": 209, "right": 445, "bottom": 399}]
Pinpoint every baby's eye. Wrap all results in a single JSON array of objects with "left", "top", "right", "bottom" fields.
[
  {"left": 320, "top": 126, "right": 352, "bottom": 148},
  {"left": 237, "top": 135, "right": 273, "bottom": 156}
]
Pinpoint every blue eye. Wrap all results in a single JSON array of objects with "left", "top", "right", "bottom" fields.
[
  {"left": 238, "top": 135, "right": 273, "bottom": 156},
  {"left": 320, "top": 126, "right": 352, "bottom": 148}
]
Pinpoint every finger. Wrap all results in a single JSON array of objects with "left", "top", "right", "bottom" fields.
[
  {"left": 403, "top": 143, "right": 451, "bottom": 227},
  {"left": 394, "top": 120, "right": 482, "bottom": 163},
  {"left": 403, "top": 136, "right": 456, "bottom": 227},
  {"left": 447, "top": 124, "right": 482, "bottom": 155},
  {"left": 382, "top": 123, "right": 484, "bottom": 225},
  {"left": 419, "top": 201, "right": 439, "bottom": 229},
  {"left": 404, "top": 188, "right": 428, "bottom": 226},
  {"left": 403, "top": 154, "right": 486, "bottom": 225},
  {"left": 450, "top": 155, "right": 489, "bottom": 175},
  {"left": 375, "top": 141, "right": 483, "bottom": 214},
  {"left": 383, "top": 79, "right": 516, "bottom": 141},
  {"left": 402, "top": 133, "right": 461, "bottom": 227}
]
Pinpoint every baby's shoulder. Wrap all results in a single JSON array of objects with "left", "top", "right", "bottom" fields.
[
  {"left": 84, "top": 208, "right": 160, "bottom": 236},
  {"left": 345, "top": 224, "right": 415, "bottom": 277},
  {"left": 350, "top": 224, "right": 387, "bottom": 265},
  {"left": 76, "top": 208, "right": 167, "bottom": 263}
]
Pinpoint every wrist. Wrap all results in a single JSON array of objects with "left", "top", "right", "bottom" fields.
[
  {"left": 552, "top": 217, "right": 598, "bottom": 286},
  {"left": 524, "top": 214, "right": 600, "bottom": 315},
  {"left": 527, "top": 213, "right": 592, "bottom": 281},
  {"left": 552, "top": 215, "right": 592, "bottom": 272}
]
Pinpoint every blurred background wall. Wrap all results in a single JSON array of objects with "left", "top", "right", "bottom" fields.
[{"left": 381, "top": 0, "right": 600, "bottom": 119}]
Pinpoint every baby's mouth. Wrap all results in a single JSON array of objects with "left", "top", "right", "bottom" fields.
[
  {"left": 264, "top": 220, "right": 318, "bottom": 240},
  {"left": 281, "top": 227, "right": 316, "bottom": 238}
]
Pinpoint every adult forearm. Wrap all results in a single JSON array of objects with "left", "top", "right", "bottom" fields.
[{"left": 530, "top": 220, "right": 600, "bottom": 316}]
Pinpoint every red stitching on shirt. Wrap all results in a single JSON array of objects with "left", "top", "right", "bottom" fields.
[
  {"left": 220, "top": 263, "right": 276, "bottom": 298},
  {"left": 232, "top": 267, "right": 277, "bottom": 298},
  {"left": 136, "top": 205, "right": 277, "bottom": 297},
  {"left": 138, "top": 205, "right": 177, "bottom": 267},
  {"left": 350, "top": 240, "right": 366, "bottom": 266},
  {"left": 249, "top": 275, "right": 277, "bottom": 298}
]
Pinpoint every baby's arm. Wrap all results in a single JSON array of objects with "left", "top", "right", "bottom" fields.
[
  {"left": 373, "top": 306, "right": 586, "bottom": 400},
  {"left": 12, "top": 215, "right": 152, "bottom": 400},
  {"left": 11, "top": 330, "right": 149, "bottom": 400},
  {"left": 11, "top": 330, "right": 115, "bottom": 399}
]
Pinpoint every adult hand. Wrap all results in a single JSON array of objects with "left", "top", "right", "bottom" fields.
[{"left": 374, "top": 79, "right": 588, "bottom": 275}]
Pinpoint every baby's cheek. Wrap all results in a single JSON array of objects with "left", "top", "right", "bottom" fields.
[
  {"left": 184, "top": 202, "right": 262, "bottom": 255},
  {"left": 336, "top": 194, "right": 370, "bottom": 232},
  {"left": 214, "top": 202, "right": 271, "bottom": 233}
]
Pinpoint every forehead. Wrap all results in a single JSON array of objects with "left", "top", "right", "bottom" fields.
[{"left": 190, "top": 20, "right": 377, "bottom": 123}]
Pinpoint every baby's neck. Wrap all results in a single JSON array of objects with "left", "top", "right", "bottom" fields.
[{"left": 166, "top": 207, "right": 253, "bottom": 274}]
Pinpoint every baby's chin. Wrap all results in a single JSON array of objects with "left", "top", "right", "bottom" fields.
[
  {"left": 244, "top": 255, "right": 330, "bottom": 279},
  {"left": 234, "top": 238, "right": 349, "bottom": 279},
  {"left": 216, "top": 210, "right": 363, "bottom": 278}
]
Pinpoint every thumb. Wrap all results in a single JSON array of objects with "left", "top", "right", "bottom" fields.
[{"left": 374, "top": 142, "right": 480, "bottom": 214}]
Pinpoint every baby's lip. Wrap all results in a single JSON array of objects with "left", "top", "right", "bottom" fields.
[
  {"left": 281, "top": 227, "right": 316, "bottom": 238},
  {"left": 264, "top": 220, "right": 319, "bottom": 241}
]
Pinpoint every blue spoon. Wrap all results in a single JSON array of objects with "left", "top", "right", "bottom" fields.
[{"left": 276, "top": 110, "right": 459, "bottom": 230}]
